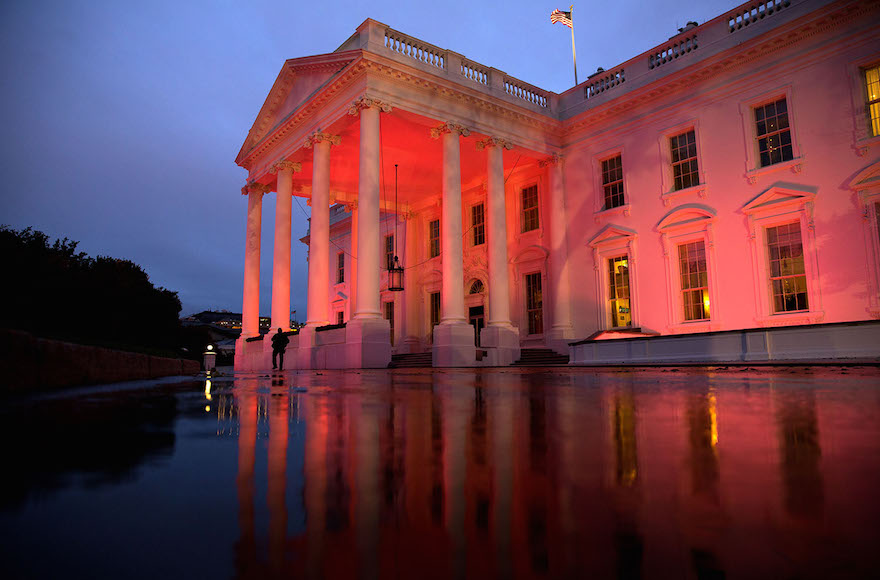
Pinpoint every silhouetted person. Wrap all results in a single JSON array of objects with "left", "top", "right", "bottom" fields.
[{"left": 271, "top": 328, "right": 289, "bottom": 371}]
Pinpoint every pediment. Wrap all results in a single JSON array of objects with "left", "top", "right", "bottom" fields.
[
  {"left": 657, "top": 204, "right": 716, "bottom": 232},
  {"left": 511, "top": 245, "right": 549, "bottom": 264},
  {"left": 235, "top": 52, "right": 357, "bottom": 164},
  {"left": 849, "top": 160, "right": 880, "bottom": 192},
  {"left": 742, "top": 185, "right": 816, "bottom": 215},
  {"left": 588, "top": 224, "right": 637, "bottom": 247}
]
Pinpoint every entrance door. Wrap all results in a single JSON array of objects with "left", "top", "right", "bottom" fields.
[{"left": 469, "top": 305, "right": 485, "bottom": 347}]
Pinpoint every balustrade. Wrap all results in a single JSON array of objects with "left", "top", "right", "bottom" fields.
[
  {"left": 729, "top": 0, "right": 791, "bottom": 33},
  {"left": 649, "top": 35, "right": 698, "bottom": 69},
  {"left": 584, "top": 69, "right": 625, "bottom": 100},
  {"left": 460, "top": 59, "right": 489, "bottom": 85},
  {"left": 384, "top": 29, "right": 445, "bottom": 69},
  {"left": 504, "top": 78, "right": 548, "bottom": 108}
]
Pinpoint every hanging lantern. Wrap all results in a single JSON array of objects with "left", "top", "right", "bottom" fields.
[{"left": 389, "top": 255, "right": 404, "bottom": 291}]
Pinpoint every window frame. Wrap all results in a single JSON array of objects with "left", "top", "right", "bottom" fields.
[
  {"left": 738, "top": 86, "right": 804, "bottom": 184},
  {"left": 384, "top": 234, "right": 395, "bottom": 270},
  {"left": 658, "top": 119, "right": 707, "bottom": 205},
  {"left": 592, "top": 146, "right": 631, "bottom": 221},
  {"left": 850, "top": 160, "right": 880, "bottom": 318},
  {"left": 765, "top": 222, "right": 810, "bottom": 314},
  {"left": 428, "top": 218, "right": 440, "bottom": 259},
  {"left": 589, "top": 225, "right": 640, "bottom": 330},
  {"left": 520, "top": 184, "right": 540, "bottom": 233},
  {"left": 336, "top": 251, "right": 345, "bottom": 284},
  {"left": 524, "top": 271, "right": 544, "bottom": 335},
  {"left": 846, "top": 55, "right": 880, "bottom": 156},
  {"left": 472, "top": 202, "right": 486, "bottom": 246}
]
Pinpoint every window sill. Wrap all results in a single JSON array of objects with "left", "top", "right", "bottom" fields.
[
  {"left": 746, "top": 156, "right": 805, "bottom": 184},
  {"left": 661, "top": 183, "right": 707, "bottom": 206},
  {"left": 593, "top": 204, "right": 631, "bottom": 223},
  {"left": 755, "top": 310, "right": 824, "bottom": 327},
  {"left": 668, "top": 321, "right": 718, "bottom": 334}
]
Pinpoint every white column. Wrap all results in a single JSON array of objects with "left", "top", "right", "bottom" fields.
[
  {"left": 348, "top": 201, "right": 358, "bottom": 320},
  {"left": 354, "top": 104, "right": 382, "bottom": 319},
  {"left": 543, "top": 154, "right": 575, "bottom": 354},
  {"left": 431, "top": 122, "right": 476, "bottom": 367},
  {"left": 476, "top": 137, "right": 520, "bottom": 366},
  {"left": 270, "top": 160, "right": 301, "bottom": 331},
  {"left": 305, "top": 132, "right": 339, "bottom": 326},
  {"left": 241, "top": 183, "right": 268, "bottom": 338},
  {"left": 401, "top": 213, "right": 420, "bottom": 352}
]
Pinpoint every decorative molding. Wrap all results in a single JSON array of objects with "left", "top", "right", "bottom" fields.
[
  {"left": 430, "top": 121, "right": 470, "bottom": 139},
  {"left": 303, "top": 131, "right": 341, "bottom": 149},
  {"left": 241, "top": 182, "right": 272, "bottom": 196},
  {"left": 348, "top": 95, "right": 393, "bottom": 116},
  {"left": 269, "top": 159, "right": 302, "bottom": 174},
  {"left": 538, "top": 153, "right": 564, "bottom": 167},
  {"left": 343, "top": 200, "right": 358, "bottom": 212},
  {"left": 476, "top": 136, "right": 513, "bottom": 150}
]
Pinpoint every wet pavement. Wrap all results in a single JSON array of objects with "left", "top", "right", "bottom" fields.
[{"left": 1, "top": 366, "right": 879, "bottom": 579}]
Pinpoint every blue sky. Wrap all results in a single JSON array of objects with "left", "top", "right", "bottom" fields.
[{"left": 0, "top": 0, "right": 737, "bottom": 317}]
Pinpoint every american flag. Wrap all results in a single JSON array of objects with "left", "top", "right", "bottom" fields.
[{"left": 550, "top": 8, "right": 573, "bottom": 28}]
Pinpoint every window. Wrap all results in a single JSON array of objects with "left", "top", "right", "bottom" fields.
[
  {"left": 472, "top": 203, "right": 485, "bottom": 245},
  {"left": 866, "top": 65, "right": 880, "bottom": 138},
  {"left": 608, "top": 256, "right": 631, "bottom": 328},
  {"left": 383, "top": 301, "right": 394, "bottom": 344},
  {"left": 385, "top": 234, "right": 395, "bottom": 270},
  {"left": 336, "top": 311, "right": 344, "bottom": 325},
  {"left": 525, "top": 272, "right": 543, "bottom": 335},
  {"left": 469, "top": 280, "right": 484, "bottom": 294},
  {"left": 602, "top": 155, "right": 625, "bottom": 209},
  {"left": 428, "top": 219, "right": 440, "bottom": 258},
  {"left": 521, "top": 185, "right": 539, "bottom": 232},
  {"left": 430, "top": 291, "right": 441, "bottom": 328},
  {"left": 766, "top": 222, "right": 808, "bottom": 313},
  {"left": 670, "top": 130, "right": 699, "bottom": 191},
  {"left": 678, "top": 241, "right": 710, "bottom": 321},
  {"left": 336, "top": 252, "right": 344, "bottom": 284},
  {"left": 755, "top": 98, "right": 793, "bottom": 167}
]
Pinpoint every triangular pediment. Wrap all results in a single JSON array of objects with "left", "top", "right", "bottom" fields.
[
  {"left": 588, "top": 224, "right": 637, "bottom": 247},
  {"left": 657, "top": 204, "right": 716, "bottom": 232},
  {"left": 235, "top": 52, "right": 358, "bottom": 165},
  {"left": 742, "top": 185, "right": 816, "bottom": 215},
  {"left": 849, "top": 160, "right": 880, "bottom": 192}
]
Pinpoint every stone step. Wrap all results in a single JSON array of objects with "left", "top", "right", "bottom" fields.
[{"left": 511, "top": 348, "right": 569, "bottom": 366}]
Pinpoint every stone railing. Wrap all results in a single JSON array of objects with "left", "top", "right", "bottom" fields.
[
  {"left": 649, "top": 34, "right": 698, "bottom": 69},
  {"left": 459, "top": 58, "right": 489, "bottom": 86},
  {"left": 384, "top": 29, "right": 446, "bottom": 70},
  {"left": 504, "top": 77, "right": 549, "bottom": 108},
  {"left": 584, "top": 68, "right": 625, "bottom": 100},
  {"left": 729, "top": 0, "right": 791, "bottom": 33}
]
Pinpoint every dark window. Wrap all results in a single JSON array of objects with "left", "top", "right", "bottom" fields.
[
  {"left": 469, "top": 280, "right": 484, "bottom": 294},
  {"left": 602, "top": 155, "right": 625, "bottom": 209},
  {"left": 472, "top": 203, "right": 485, "bottom": 245},
  {"left": 678, "top": 241, "right": 710, "bottom": 321},
  {"left": 521, "top": 185, "right": 539, "bottom": 232},
  {"left": 385, "top": 234, "right": 395, "bottom": 270},
  {"left": 336, "top": 311, "right": 344, "bottom": 325},
  {"left": 383, "top": 301, "right": 394, "bottom": 344},
  {"left": 430, "top": 291, "right": 441, "bottom": 329},
  {"left": 429, "top": 219, "right": 440, "bottom": 258},
  {"left": 336, "top": 252, "right": 344, "bottom": 284},
  {"left": 670, "top": 130, "right": 699, "bottom": 191},
  {"left": 608, "top": 255, "right": 631, "bottom": 328},
  {"left": 525, "top": 272, "right": 543, "bottom": 335},
  {"left": 767, "top": 222, "right": 808, "bottom": 313},
  {"left": 755, "top": 98, "right": 793, "bottom": 167}
]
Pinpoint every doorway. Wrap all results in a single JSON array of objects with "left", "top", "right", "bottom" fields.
[{"left": 469, "top": 305, "right": 485, "bottom": 347}]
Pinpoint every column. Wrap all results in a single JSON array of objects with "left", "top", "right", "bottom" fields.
[
  {"left": 348, "top": 201, "right": 358, "bottom": 319},
  {"left": 241, "top": 182, "right": 269, "bottom": 338},
  {"left": 345, "top": 96, "right": 392, "bottom": 368},
  {"left": 430, "top": 122, "right": 476, "bottom": 367},
  {"left": 543, "top": 154, "right": 576, "bottom": 355},
  {"left": 304, "top": 132, "right": 339, "bottom": 326},
  {"left": 476, "top": 137, "right": 520, "bottom": 366},
  {"left": 401, "top": 212, "right": 421, "bottom": 352},
  {"left": 270, "top": 160, "right": 301, "bottom": 331}
]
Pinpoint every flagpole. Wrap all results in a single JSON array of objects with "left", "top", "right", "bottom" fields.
[{"left": 570, "top": 5, "right": 578, "bottom": 85}]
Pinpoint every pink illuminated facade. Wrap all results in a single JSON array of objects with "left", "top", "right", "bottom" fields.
[{"left": 235, "top": 0, "right": 880, "bottom": 370}]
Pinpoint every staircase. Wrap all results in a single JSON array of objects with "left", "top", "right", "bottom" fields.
[
  {"left": 511, "top": 348, "right": 570, "bottom": 367},
  {"left": 388, "top": 352, "right": 434, "bottom": 368}
]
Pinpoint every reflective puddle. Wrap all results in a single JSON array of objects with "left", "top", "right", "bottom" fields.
[{"left": 2, "top": 367, "right": 879, "bottom": 579}]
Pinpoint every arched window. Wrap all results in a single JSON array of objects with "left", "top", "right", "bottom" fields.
[{"left": 469, "top": 280, "right": 484, "bottom": 294}]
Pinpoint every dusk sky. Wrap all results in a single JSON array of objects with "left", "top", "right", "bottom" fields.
[{"left": 1, "top": 0, "right": 737, "bottom": 317}]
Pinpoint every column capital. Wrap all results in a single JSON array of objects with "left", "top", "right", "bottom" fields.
[
  {"left": 476, "top": 136, "right": 513, "bottom": 151},
  {"left": 241, "top": 182, "right": 272, "bottom": 195},
  {"left": 348, "top": 96, "right": 393, "bottom": 115},
  {"left": 431, "top": 121, "right": 470, "bottom": 139},
  {"left": 269, "top": 159, "right": 302, "bottom": 174},
  {"left": 539, "top": 153, "right": 564, "bottom": 167},
  {"left": 303, "top": 131, "right": 341, "bottom": 149},
  {"left": 344, "top": 200, "right": 358, "bottom": 212}
]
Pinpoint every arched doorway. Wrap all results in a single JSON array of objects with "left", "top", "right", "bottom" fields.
[{"left": 466, "top": 279, "right": 486, "bottom": 346}]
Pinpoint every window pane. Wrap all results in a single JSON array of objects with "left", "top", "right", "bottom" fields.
[
  {"left": 755, "top": 99, "right": 793, "bottom": 168},
  {"left": 678, "top": 241, "right": 709, "bottom": 321},
  {"left": 608, "top": 256, "right": 631, "bottom": 327},
  {"left": 766, "top": 223, "right": 808, "bottom": 313}
]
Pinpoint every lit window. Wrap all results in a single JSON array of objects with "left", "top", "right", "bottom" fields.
[
  {"left": 670, "top": 130, "right": 699, "bottom": 191},
  {"left": 755, "top": 98, "right": 793, "bottom": 167},
  {"left": 678, "top": 241, "right": 710, "bottom": 321},
  {"left": 429, "top": 219, "right": 440, "bottom": 258},
  {"left": 608, "top": 256, "right": 631, "bottom": 327},
  {"left": 383, "top": 301, "right": 394, "bottom": 344},
  {"left": 602, "top": 155, "right": 625, "bottom": 209},
  {"left": 385, "top": 234, "right": 394, "bottom": 270},
  {"left": 336, "top": 252, "right": 344, "bottom": 284},
  {"left": 767, "top": 222, "right": 808, "bottom": 313},
  {"left": 521, "top": 185, "right": 539, "bottom": 232},
  {"left": 336, "top": 311, "right": 344, "bottom": 325},
  {"left": 472, "top": 203, "right": 485, "bottom": 245},
  {"left": 525, "top": 272, "right": 543, "bottom": 334},
  {"left": 866, "top": 65, "right": 880, "bottom": 138},
  {"left": 430, "top": 291, "right": 441, "bottom": 328}
]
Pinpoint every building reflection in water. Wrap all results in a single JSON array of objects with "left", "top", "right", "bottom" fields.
[{"left": 220, "top": 369, "right": 874, "bottom": 579}]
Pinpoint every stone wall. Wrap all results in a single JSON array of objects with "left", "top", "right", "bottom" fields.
[{"left": 0, "top": 329, "right": 199, "bottom": 394}]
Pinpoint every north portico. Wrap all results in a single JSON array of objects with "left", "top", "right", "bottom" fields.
[{"left": 233, "top": 18, "right": 571, "bottom": 370}]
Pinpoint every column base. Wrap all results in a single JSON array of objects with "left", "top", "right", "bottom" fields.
[
  {"left": 546, "top": 325, "right": 576, "bottom": 357},
  {"left": 480, "top": 324, "right": 521, "bottom": 366},
  {"left": 233, "top": 335, "right": 272, "bottom": 371},
  {"left": 432, "top": 322, "right": 477, "bottom": 367},
  {"left": 345, "top": 317, "right": 392, "bottom": 369},
  {"left": 400, "top": 335, "right": 422, "bottom": 354}
]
